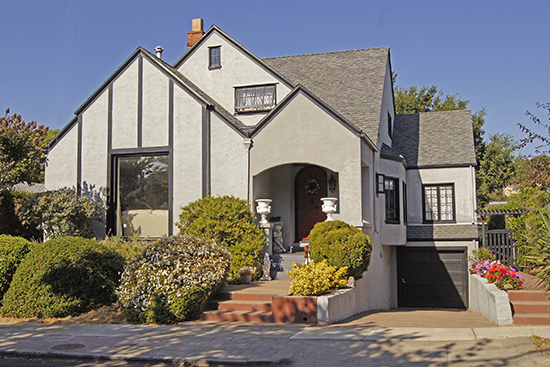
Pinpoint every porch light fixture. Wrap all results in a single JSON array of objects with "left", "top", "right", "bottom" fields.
[
  {"left": 376, "top": 173, "right": 385, "bottom": 194},
  {"left": 328, "top": 174, "right": 337, "bottom": 192}
]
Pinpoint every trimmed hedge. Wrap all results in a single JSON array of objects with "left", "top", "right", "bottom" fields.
[
  {"left": 0, "top": 236, "right": 124, "bottom": 318},
  {"left": 176, "top": 195, "right": 265, "bottom": 282},
  {"left": 117, "top": 235, "right": 231, "bottom": 324},
  {"left": 308, "top": 220, "right": 372, "bottom": 278},
  {"left": 0, "top": 235, "right": 31, "bottom": 304}
]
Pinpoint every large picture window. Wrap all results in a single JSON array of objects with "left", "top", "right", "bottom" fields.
[
  {"left": 423, "top": 184, "right": 455, "bottom": 223},
  {"left": 235, "top": 85, "right": 276, "bottom": 113},
  {"left": 115, "top": 154, "right": 169, "bottom": 238},
  {"left": 385, "top": 176, "right": 400, "bottom": 223}
]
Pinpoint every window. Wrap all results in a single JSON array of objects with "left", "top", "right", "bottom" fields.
[
  {"left": 385, "top": 176, "right": 400, "bottom": 223},
  {"left": 235, "top": 85, "right": 276, "bottom": 113},
  {"left": 209, "top": 46, "right": 221, "bottom": 68},
  {"left": 423, "top": 184, "right": 455, "bottom": 223},
  {"left": 115, "top": 155, "right": 169, "bottom": 238}
]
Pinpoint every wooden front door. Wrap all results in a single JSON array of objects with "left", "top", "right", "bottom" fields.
[{"left": 295, "top": 165, "right": 327, "bottom": 241}]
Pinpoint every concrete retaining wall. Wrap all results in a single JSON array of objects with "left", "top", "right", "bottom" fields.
[{"left": 469, "top": 274, "right": 513, "bottom": 326}]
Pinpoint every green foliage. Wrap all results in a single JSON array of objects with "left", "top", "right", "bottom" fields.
[
  {"left": 308, "top": 220, "right": 372, "bottom": 278},
  {"left": 0, "top": 109, "right": 49, "bottom": 191},
  {"left": 1, "top": 236, "right": 124, "bottom": 318},
  {"left": 117, "top": 235, "right": 231, "bottom": 324},
  {"left": 287, "top": 260, "right": 348, "bottom": 296},
  {"left": 468, "top": 247, "right": 496, "bottom": 263},
  {"left": 17, "top": 188, "right": 105, "bottom": 240},
  {"left": 476, "top": 133, "right": 517, "bottom": 207},
  {"left": 176, "top": 195, "right": 265, "bottom": 282},
  {"left": 514, "top": 155, "right": 550, "bottom": 191},
  {"left": 0, "top": 235, "right": 31, "bottom": 304},
  {"left": 522, "top": 208, "right": 550, "bottom": 292},
  {"left": 100, "top": 235, "right": 145, "bottom": 262},
  {"left": 0, "top": 190, "right": 41, "bottom": 239}
]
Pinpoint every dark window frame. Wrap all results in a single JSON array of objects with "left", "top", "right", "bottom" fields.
[
  {"left": 209, "top": 46, "right": 221, "bottom": 69},
  {"left": 422, "top": 183, "right": 456, "bottom": 223},
  {"left": 234, "top": 84, "right": 276, "bottom": 113},
  {"left": 403, "top": 181, "right": 408, "bottom": 224},
  {"left": 385, "top": 176, "right": 400, "bottom": 224},
  {"left": 388, "top": 112, "right": 393, "bottom": 138}
]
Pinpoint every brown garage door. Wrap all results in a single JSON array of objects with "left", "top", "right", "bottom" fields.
[{"left": 397, "top": 247, "right": 468, "bottom": 309}]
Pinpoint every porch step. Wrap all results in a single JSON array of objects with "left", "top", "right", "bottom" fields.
[
  {"left": 512, "top": 314, "right": 550, "bottom": 326},
  {"left": 208, "top": 299, "right": 272, "bottom": 312},
  {"left": 509, "top": 290, "right": 550, "bottom": 302},
  {"left": 511, "top": 301, "right": 550, "bottom": 314},
  {"left": 201, "top": 310, "right": 275, "bottom": 323}
]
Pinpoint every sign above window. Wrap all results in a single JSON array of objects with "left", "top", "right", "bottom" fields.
[{"left": 235, "top": 85, "right": 276, "bottom": 113}]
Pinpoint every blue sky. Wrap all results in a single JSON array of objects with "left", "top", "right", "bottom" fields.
[{"left": 2, "top": 1, "right": 548, "bottom": 154}]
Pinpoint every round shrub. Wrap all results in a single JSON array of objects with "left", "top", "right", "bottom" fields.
[
  {"left": 308, "top": 220, "right": 372, "bottom": 278},
  {"left": 0, "top": 235, "right": 31, "bottom": 304},
  {"left": 287, "top": 260, "right": 348, "bottom": 296},
  {"left": 176, "top": 195, "right": 265, "bottom": 282},
  {"left": 116, "top": 235, "right": 231, "bottom": 324},
  {"left": 0, "top": 236, "right": 124, "bottom": 318}
]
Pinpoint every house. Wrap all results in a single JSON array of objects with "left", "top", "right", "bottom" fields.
[{"left": 45, "top": 19, "right": 478, "bottom": 312}]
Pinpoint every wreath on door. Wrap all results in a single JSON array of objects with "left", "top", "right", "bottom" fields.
[{"left": 304, "top": 178, "right": 320, "bottom": 194}]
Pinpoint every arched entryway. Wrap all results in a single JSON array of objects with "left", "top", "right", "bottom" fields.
[{"left": 295, "top": 165, "right": 327, "bottom": 241}]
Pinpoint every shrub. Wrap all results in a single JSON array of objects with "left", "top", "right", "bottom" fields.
[
  {"left": 17, "top": 188, "right": 105, "bottom": 240},
  {"left": 287, "top": 260, "right": 348, "bottom": 296},
  {"left": 0, "top": 235, "right": 31, "bottom": 304},
  {"left": 0, "top": 236, "right": 124, "bottom": 318},
  {"left": 0, "top": 190, "right": 41, "bottom": 239},
  {"left": 524, "top": 208, "right": 550, "bottom": 292},
  {"left": 176, "top": 195, "right": 265, "bottom": 282},
  {"left": 308, "top": 220, "right": 372, "bottom": 278},
  {"left": 101, "top": 235, "right": 145, "bottom": 262},
  {"left": 117, "top": 235, "right": 231, "bottom": 324}
]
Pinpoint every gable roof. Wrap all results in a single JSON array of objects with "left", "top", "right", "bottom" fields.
[
  {"left": 263, "top": 48, "right": 390, "bottom": 141},
  {"left": 392, "top": 110, "right": 476, "bottom": 168}
]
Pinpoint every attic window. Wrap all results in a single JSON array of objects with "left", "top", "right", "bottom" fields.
[
  {"left": 235, "top": 85, "right": 276, "bottom": 113},
  {"left": 209, "top": 46, "right": 221, "bottom": 69}
]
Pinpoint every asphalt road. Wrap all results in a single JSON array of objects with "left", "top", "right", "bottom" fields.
[{"left": 0, "top": 356, "right": 173, "bottom": 367}]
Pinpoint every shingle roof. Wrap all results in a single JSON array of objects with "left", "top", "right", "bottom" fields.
[
  {"left": 407, "top": 224, "right": 479, "bottom": 241},
  {"left": 393, "top": 110, "right": 476, "bottom": 168},
  {"left": 380, "top": 143, "right": 405, "bottom": 164},
  {"left": 262, "top": 48, "right": 389, "bottom": 141}
]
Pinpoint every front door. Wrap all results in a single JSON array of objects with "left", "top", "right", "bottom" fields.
[{"left": 295, "top": 165, "right": 327, "bottom": 241}]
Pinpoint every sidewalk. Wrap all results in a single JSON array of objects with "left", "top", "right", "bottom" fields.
[{"left": 1, "top": 321, "right": 550, "bottom": 366}]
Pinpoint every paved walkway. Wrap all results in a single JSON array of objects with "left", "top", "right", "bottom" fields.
[{"left": 1, "top": 321, "right": 550, "bottom": 366}]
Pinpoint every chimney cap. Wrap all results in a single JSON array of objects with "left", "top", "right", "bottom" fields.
[
  {"left": 155, "top": 46, "right": 164, "bottom": 59},
  {"left": 192, "top": 18, "right": 203, "bottom": 32}
]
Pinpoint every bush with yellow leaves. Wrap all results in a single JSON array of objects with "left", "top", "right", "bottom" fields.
[{"left": 287, "top": 260, "right": 348, "bottom": 296}]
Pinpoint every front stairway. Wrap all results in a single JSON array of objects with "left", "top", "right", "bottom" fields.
[
  {"left": 201, "top": 280, "right": 292, "bottom": 323},
  {"left": 509, "top": 273, "right": 550, "bottom": 325}
]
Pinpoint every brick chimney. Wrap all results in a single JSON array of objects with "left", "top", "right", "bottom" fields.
[{"left": 187, "top": 18, "right": 204, "bottom": 49}]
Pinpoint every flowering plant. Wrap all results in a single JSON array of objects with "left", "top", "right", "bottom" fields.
[
  {"left": 484, "top": 262, "right": 523, "bottom": 290},
  {"left": 469, "top": 259, "right": 496, "bottom": 277},
  {"left": 238, "top": 266, "right": 256, "bottom": 275}
]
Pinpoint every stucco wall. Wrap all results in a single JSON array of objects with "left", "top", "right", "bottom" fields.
[
  {"left": 178, "top": 31, "right": 292, "bottom": 126},
  {"left": 142, "top": 59, "right": 169, "bottom": 147},
  {"left": 172, "top": 85, "right": 204, "bottom": 230},
  {"left": 80, "top": 90, "right": 108, "bottom": 202},
  {"left": 377, "top": 60, "right": 395, "bottom": 148},
  {"left": 45, "top": 124, "right": 78, "bottom": 190},
  {"left": 112, "top": 60, "right": 138, "bottom": 149},
  {"left": 251, "top": 92, "right": 363, "bottom": 227},
  {"left": 210, "top": 113, "right": 248, "bottom": 198},
  {"left": 379, "top": 158, "right": 407, "bottom": 245},
  {"left": 407, "top": 166, "right": 477, "bottom": 224}
]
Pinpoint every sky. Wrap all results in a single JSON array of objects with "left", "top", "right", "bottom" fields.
[{"left": 1, "top": 0, "right": 549, "bottom": 155}]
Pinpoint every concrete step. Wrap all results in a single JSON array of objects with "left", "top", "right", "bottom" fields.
[
  {"left": 513, "top": 314, "right": 550, "bottom": 325},
  {"left": 509, "top": 290, "right": 550, "bottom": 302},
  {"left": 209, "top": 299, "right": 272, "bottom": 312},
  {"left": 271, "top": 252, "right": 307, "bottom": 280},
  {"left": 216, "top": 291, "right": 274, "bottom": 302},
  {"left": 201, "top": 310, "right": 275, "bottom": 323},
  {"left": 512, "top": 301, "right": 550, "bottom": 314}
]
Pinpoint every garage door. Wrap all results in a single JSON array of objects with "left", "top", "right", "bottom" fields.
[{"left": 397, "top": 247, "right": 468, "bottom": 309}]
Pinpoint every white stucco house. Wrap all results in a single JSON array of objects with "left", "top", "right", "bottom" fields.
[{"left": 45, "top": 19, "right": 478, "bottom": 311}]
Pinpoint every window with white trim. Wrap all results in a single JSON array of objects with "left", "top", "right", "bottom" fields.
[
  {"left": 209, "top": 46, "right": 221, "bottom": 69},
  {"left": 423, "top": 184, "right": 455, "bottom": 223},
  {"left": 235, "top": 85, "right": 276, "bottom": 113}
]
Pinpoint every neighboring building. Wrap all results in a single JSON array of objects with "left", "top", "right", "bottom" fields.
[{"left": 45, "top": 19, "right": 478, "bottom": 311}]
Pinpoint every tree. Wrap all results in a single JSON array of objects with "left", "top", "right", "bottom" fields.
[
  {"left": 0, "top": 109, "right": 49, "bottom": 192},
  {"left": 476, "top": 133, "right": 517, "bottom": 205},
  {"left": 518, "top": 102, "right": 550, "bottom": 155}
]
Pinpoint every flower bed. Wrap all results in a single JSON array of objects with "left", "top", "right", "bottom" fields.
[{"left": 468, "top": 248, "right": 523, "bottom": 290}]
